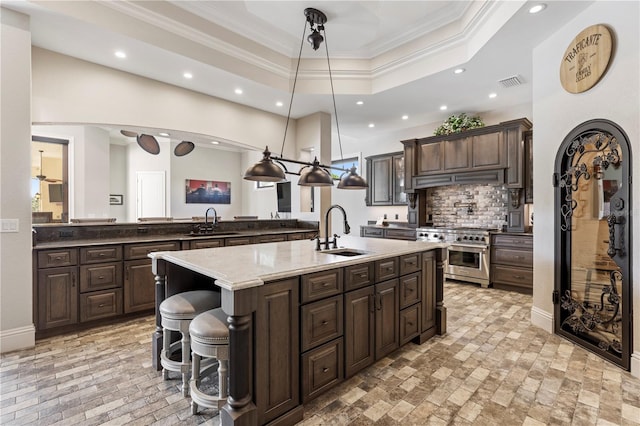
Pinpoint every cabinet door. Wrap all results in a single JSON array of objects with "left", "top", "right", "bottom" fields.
[
  {"left": 418, "top": 142, "right": 444, "bottom": 175},
  {"left": 344, "top": 286, "right": 374, "bottom": 378},
  {"left": 443, "top": 137, "right": 471, "bottom": 171},
  {"left": 421, "top": 251, "right": 436, "bottom": 333},
  {"left": 255, "top": 278, "right": 299, "bottom": 425},
  {"left": 368, "top": 156, "right": 393, "bottom": 205},
  {"left": 375, "top": 279, "right": 399, "bottom": 359},
  {"left": 471, "top": 132, "right": 504, "bottom": 169},
  {"left": 190, "top": 239, "right": 224, "bottom": 249},
  {"left": 392, "top": 155, "right": 407, "bottom": 204},
  {"left": 524, "top": 130, "right": 533, "bottom": 203},
  {"left": 505, "top": 125, "right": 525, "bottom": 188},
  {"left": 37, "top": 267, "right": 78, "bottom": 330},
  {"left": 123, "top": 259, "right": 156, "bottom": 313}
]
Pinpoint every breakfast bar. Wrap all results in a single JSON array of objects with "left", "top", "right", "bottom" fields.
[{"left": 150, "top": 236, "right": 447, "bottom": 426}]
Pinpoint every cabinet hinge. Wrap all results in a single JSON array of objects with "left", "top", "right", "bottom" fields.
[{"left": 552, "top": 173, "right": 560, "bottom": 187}]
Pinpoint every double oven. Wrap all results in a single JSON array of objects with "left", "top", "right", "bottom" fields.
[{"left": 416, "top": 227, "right": 493, "bottom": 288}]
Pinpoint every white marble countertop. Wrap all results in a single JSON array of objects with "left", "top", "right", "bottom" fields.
[{"left": 150, "top": 235, "right": 447, "bottom": 291}]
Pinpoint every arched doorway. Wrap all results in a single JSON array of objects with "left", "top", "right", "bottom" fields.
[{"left": 553, "top": 119, "right": 632, "bottom": 370}]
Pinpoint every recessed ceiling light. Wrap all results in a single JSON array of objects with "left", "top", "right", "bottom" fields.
[
  {"left": 235, "top": 88, "right": 243, "bottom": 95},
  {"left": 440, "top": 105, "right": 448, "bottom": 111},
  {"left": 368, "top": 123, "right": 375, "bottom": 128},
  {"left": 159, "top": 132, "right": 170, "bottom": 137},
  {"left": 402, "top": 115, "right": 409, "bottom": 120},
  {"left": 183, "top": 72, "right": 193, "bottom": 79},
  {"left": 309, "top": 148, "right": 315, "bottom": 151},
  {"left": 211, "top": 141, "right": 219, "bottom": 145},
  {"left": 454, "top": 68, "right": 465, "bottom": 74},
  {"left": 276, "top": 101, "right": 283, "bottom": 107},
  {"left": 114, "top": 51, "right": 126, "bottom": 59},
  {"left": 529, "top": 4, "right": 546, "bottom": 14},
  {"left": 489, "top": 93, "right": 497, "bottom": 99},
  {"left": 356, "top": 101, "right": 364, "bottom": 105}
]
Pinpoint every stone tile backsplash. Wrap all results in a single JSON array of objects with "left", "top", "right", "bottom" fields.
[{"left": 427, "top": 183, "right": 508, "bottom": 229}]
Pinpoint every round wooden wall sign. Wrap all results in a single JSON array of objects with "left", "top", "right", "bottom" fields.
[{"left": 560, "top": 24, "right": 613, "bottom": 94}]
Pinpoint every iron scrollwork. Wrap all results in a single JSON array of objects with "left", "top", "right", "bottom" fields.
[{"left": 607, "top": 214, "right": 626, "bottom": 257}]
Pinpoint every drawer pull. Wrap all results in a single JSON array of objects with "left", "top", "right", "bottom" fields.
[
  {"left": 359, "top": 273, "right": 367, "bottom": 278},
  {"left": 322, "top": 282, "right": 331, "bottom": 287},
  {"left": 404, "top": 260, "right": 416, "bottom": 265},
  {"left": 407, "top": 288, "right": 414, "bottom": 293},
  {"left": 407, "top": 321, "right": 413, "bottom": 326},
  {"left": 513, "top": 275, "right": 525, "bottom": 280},
  {"left": 384, "top": 267, "right": 393, "bottom": 272},
  {"left": 512, "top": 255, "right": 525, "bottom": 260},
  {"left": 55, "top": 256, "right": 62, "bottom": 261},
  {"left": 98, "top": 276, "right": 104, "bottom": 280},
  {"left": 99, "top": 253, "right": 105, "bottom": 257},
  {"left": 322, "top": 368, "right": 329, "bottom": 373},
  {"left": 98, "top": 303, "right": 106, "bottom": 308},
  {"left": 321, "top": 320, "right": 328, "bottom": 325}
]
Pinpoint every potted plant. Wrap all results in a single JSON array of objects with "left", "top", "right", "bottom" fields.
[{"left": 434, "top": 113, "right": 485, "bottom": 136}]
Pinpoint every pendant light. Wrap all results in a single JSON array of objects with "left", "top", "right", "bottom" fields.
[{"left": 243, "top": 8, "right": 367, "bottom": 189}]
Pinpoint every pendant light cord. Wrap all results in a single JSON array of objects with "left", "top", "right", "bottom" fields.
[
  {"left": 323, "top": 30, "right": 344, "bottom": 162},
  {"left": 279, "top": 20, "right": 308, "bottom": 157}
]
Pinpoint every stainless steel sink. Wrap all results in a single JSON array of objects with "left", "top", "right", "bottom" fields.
[{"left": 320, "top": 248, "right": 369, "bottom": 257}]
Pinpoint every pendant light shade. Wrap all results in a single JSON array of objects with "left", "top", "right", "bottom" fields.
[
  {"left": 298, "top": 157, "right": 334, "bottom": 187},
  {"left": 338, "top": 166, "right": 368, "bottom": 189},
  {"left": 120, "top": 130, "right": 138, "bottom": 138},
  {"left": 243, "top": 147, "right": 286, "bottom": 182},
  {"left": 137, "top": 134, "right": 160, "bottom": 155},
  {"left": 174, "top": 141, "right": 195, "bottom": 157}
]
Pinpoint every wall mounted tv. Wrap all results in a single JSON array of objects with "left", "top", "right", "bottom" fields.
[
  {"left": 277, "top": 181, "right": 291, "bottom": 213},
  {"left": 48, "top": 183, "right": 64, "bottom": 203}
]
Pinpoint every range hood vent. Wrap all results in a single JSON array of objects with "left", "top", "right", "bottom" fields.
[{"left": 498, "top": 75, "right": 524, "bottom": 88}]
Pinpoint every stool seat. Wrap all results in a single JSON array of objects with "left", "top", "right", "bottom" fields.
[
  {"left": 160, "top": 290, "right": 220, "bottom": 320},
  {"left": 189, "top": 308, "right": 230, "bottom": 415}
]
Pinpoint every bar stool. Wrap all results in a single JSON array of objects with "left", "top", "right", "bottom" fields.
[
  {"left": 189, "top": 308, "right": 229, "bottom": 415},
  {"left": 159, "top": 290, "right": 220, "bottom": 397}
]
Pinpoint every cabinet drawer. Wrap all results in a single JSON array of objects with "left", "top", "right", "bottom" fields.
[
  {"left": 399, "top": 253, "right": 420, "bottom": 275},
  {"left": 38, "top": 248, "right": 78, "bottom": 268},
  {"left": 492, "top": 234, "right": 533, "bottom": 249},
  {"left": 399, "top": 272, "right": 421, "bottom": 309},
  {"left": 344, "top": 262, "right": 374, "bottom": 291},
  {"left": 301, "top": 338, "right": 343, "bottom": 403},
  {"left": 287, "top": 233, "right": 305, "bottom": 241},
  {"left": 301, "top": 295, "right": 343, "bottom": 352},
  {"left": 491, "top": 264, "right": 533, "bottom": 289},
  {"left": 190, "top": 239, "right": 224, "bottom": 249},
  {"left": 124, "top": 242, "right": 180, "bottom": 260},
  {"left": 400, "top": 303, "right": 421, "bottom": 345},
  {"left": 492, "top": 247, "right": 533, "bottom": 268},
  {"left": 361, "top": 227, "right": 383, "bottom": 238},
  {"left": 80, "top": 245, "right": 122, "bottom": 264},
  {"left": 255, "top": 234, "right": 287, "bottom": 243},
  {"left": 301, "top": 269, "right": 343, "bottom": 303},
  {"left": 386, "top": 229, "right": 416, "bottom": 241},
  {"left": 80, "top": 288, "right": 123, "bottom": 322},
  {"left": 375, "top": 257, "right": 399, "bottom": 282},
  {"left": 225, "top": 237, "right": 254, "bottom": 246},
  {"left": 80, "top": 262, "right": 123, "bottom": 292}
]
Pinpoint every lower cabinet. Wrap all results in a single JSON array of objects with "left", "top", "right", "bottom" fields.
[
  {"left": 255, "top": 278, "right": 300, "bottom": 425},
  {"left": 37, "top": 267, "right": 78, "bottom": 330},
  {"left": 80, "top": 288, "right": 123, "bottom": 322},
  {"left": 490, "top": 233, "right": 533, "bottom": 294},
  {"left": 123, "top": 259, "right": 157, "bottom": 313}
]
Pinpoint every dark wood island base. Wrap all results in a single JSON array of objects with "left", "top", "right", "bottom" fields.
[{"left": 150, "top": 238, "right": 446, "bottom": 426}]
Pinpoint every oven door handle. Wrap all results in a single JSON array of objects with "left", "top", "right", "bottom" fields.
[{"left": 448, "top": 244, "right": 487, "bottom": 253}]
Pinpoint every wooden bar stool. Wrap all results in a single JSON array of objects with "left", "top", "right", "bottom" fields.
[
  {"left": 159, "top": 290, "right": 220, "bottom": 397},
  {"left": 188, "top": 308, "right": 229, "bottom": 415}
]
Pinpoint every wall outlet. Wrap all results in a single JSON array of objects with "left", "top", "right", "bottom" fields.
[{"left": 0, "top": 219, "right": 19, "bottom": 233}]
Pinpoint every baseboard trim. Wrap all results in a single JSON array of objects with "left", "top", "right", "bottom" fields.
[
  {"left": 530, "top": 306, "right": 553, "bottom": 333},
  {"left": 631, "top": 353, "right": 640, "bottom": 379},
  {"left": 0, "top": 324, "right": 35, "bottom": 354}
]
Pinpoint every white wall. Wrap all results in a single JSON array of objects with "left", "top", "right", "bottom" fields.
[
  {"left": 0, "top": 8, "right": 34, "bottom": 352},
  {"left": 109, "top": 144, "right": 127, "bottom": 222},
  {"left": 532, "top": 1, "right": 639, "bottom": 376}
]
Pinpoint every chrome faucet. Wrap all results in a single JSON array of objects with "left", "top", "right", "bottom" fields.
[
  {"left": 318, "top": 204, "right": 350, "bottom": 250},
  {"left": 203, "top": 207, "right": 218, "bottom": 232}
]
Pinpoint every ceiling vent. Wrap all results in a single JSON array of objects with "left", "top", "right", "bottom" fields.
[{"left": 498, "top": 75, "right": 524, "bottom": 88}]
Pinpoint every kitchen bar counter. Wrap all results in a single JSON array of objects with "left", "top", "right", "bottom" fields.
[{"left": 150, "top": 236, "right": 447, "bottom": 426}]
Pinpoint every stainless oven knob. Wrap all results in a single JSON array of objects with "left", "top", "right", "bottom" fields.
[
  {"left": 439, "top": 236, "right": 444, "bottom": 240},
  {"left": 456, "top": 237, "right": 461, "bottom": 241},
  {"left": 463, "top": 236, "right": 468, "bottom": 240}
]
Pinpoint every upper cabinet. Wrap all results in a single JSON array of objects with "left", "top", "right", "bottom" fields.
[{"left": 365, "top": 152, "right": 406, "bottom": 206}]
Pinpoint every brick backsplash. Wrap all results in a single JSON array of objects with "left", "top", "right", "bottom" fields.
[{"left": 427, "top": 183, "right": 508, "bottom": 229}]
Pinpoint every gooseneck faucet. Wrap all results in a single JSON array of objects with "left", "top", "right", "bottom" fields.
[
  {"left": 203, "top": 207, "right": 218, "bottom": 232},
  {"left": 318, "top": 204, "right": 350, "bottom": 250}
]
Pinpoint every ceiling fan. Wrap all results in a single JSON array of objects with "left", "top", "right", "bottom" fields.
[{"left": 35, "top": 150, "right": 62, "bottom": 183}]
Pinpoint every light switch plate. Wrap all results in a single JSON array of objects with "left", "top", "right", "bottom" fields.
[{"left": 0, "top": 219, "right": 19, "bottom": 233}]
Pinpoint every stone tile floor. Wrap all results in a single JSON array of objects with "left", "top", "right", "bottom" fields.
[{"left": 1, "top": 281, "right": 639, "bottom": 425}]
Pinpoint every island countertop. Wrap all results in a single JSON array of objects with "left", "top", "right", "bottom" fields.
[{"left": 150, "top": 235, "right": 447, "bottom": 291}]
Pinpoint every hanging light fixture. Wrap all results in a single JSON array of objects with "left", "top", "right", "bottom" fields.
[{"left": 243, "top": 7, "right": 367, "bottom": 189}]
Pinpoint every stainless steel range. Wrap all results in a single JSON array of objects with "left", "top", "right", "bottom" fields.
[{"left": 416, "top": 227, "right": 494, "bottom": 288}]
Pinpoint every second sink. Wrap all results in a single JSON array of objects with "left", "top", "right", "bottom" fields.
[{"left": 320, "top": 248, "right": 369, "bottom": 257}]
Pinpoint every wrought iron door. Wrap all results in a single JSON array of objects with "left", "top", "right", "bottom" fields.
[{"left": 553, "top": 119, "right": 632, "bottom": 370}]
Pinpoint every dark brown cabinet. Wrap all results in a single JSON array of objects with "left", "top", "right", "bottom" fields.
[
  {"left": 374, "top": 279, "right": 399, "bottom": 359},
  {"left": 490, "top": 233, "right": 533, "bottom": 294},
  {"left": 37, "top": 266, "right": 78, "bottom": 330},
  {"left": 365, "top": 151, "right": 406, "bottom": 206},
  {"left": 255, "top": 278, "right": 299, "bottom": 424},
  {"left": 189, "top": 238, "right": 224, "bottom": 249},
  {"left": 123, "top": 259, "right": 156, "bottom": 313}
]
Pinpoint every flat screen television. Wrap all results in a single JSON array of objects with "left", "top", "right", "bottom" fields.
[
  {"left": 276, "top": 181, "right": 291, "bottom": 213},
  {"left": 48, "top": 183, "right": 64, "bottom": 203}
]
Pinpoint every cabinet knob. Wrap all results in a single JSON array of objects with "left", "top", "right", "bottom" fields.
[
  {"left": 98, "top": 276, "right": 104, "bottom": 280},
  {"left": 322, "top": 367, "right": 329, "bottom": 373},
  {"left": 98, "top": 303, "right": 106, "bottom": 308},
  {"left": 321, "top": 320, "right": 328, "bottom": 325}
]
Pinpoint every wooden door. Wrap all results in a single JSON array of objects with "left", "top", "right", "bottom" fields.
[
  {"left": 344, "top": 286, "right": 374, "bottom": 377},
  {"left": 136, "top": 171, "right": 166, "bottom": 219},
  {"left": 375, "top": 279, "right": 399, "bottom": 359},
  {"left": 443, "top": 138, "right": 470, "bottom": 172},
  {"left": 418, "top": 142, "right": 444, "bottom": 175},
  {"left": 471, "top": 132, "right": 504, "bottom": 169},
  {"left": 37, "top": 267, "right": 78, "bottom": 329},
  {"left": 123, "top": 259, "right": 155, "bottom": 313}
]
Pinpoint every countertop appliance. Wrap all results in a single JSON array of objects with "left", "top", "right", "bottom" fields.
[{"left": 416, "top": 227, "right": 494, "bottom": 287}]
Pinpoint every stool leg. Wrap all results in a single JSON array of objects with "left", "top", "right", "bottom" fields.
[
  {"left": 181, "top": 331, "right": 191, "bottom": 397},
  {"left": 191, "top": 352, "right": 200, "bottom": 415},
  {"left": 219, "top": 359, "right": 228, "bottom": 400},
  {"left": 162, "top": 328, "right": 170, "bottom": 380}
]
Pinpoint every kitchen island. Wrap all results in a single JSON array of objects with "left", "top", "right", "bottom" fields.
[{"left": 150, "top": 236, "right": 447, "bottom": 426}]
